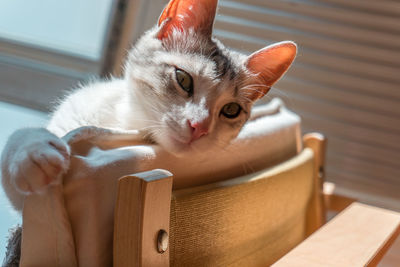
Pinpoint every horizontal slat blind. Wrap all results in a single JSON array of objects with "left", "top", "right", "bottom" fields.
[{"left": 214, "top": 0, "right": 400, "bottom": 211}]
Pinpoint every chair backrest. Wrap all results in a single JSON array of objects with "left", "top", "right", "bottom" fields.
[
  {"left": 169, "top": 148, "right": 316, "bottom": 266},
  {"left": 113, "top": 134, "right": 326, "bottom": 267}
]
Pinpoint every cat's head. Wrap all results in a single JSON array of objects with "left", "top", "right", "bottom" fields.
[{"left": 124, "top": 0, "right": 296, "bottom": 156}]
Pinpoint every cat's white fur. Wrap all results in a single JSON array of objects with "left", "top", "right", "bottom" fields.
[
  {"left": 1, "top": 1, "right": 296, "bottom": 211},
  {"left": 0, "top": 27, "right": 250, "bottom": 210}
]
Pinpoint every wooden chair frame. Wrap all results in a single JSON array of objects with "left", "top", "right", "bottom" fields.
[{"left": 113, "top": 133, "right": 400, "bottom": 266}]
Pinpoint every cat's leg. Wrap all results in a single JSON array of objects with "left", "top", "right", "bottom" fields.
[
  {"left": 0, "top": 128, "right": 70, "bottom": 211},
  {"left": 62, "top": 126, "right": 144, "bottom": 144}
]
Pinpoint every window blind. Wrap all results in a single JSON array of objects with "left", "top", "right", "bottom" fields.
[{"left": 214, "top": 0, "right": 400, "bottom": 211}]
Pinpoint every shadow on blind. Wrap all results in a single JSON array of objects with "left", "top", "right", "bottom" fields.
[{"left": 214, "top": 0, "right": 400, "bottom": 211}]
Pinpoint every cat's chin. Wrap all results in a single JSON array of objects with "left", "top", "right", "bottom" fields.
[
  {"left": 162, "top": 144, "right": 194, "bottom": 158},
  {"left": 156, "top": 134, "right": 193, "bottom": 157},
  {"left": 155, "top": 131, "right": 215, "bottom": 157},
  {"left": 164, "top": 139, "right": 214, "bottom": 158}
]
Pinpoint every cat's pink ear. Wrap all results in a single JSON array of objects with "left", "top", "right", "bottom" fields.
[
  {"left": 157, "top": 0, "right": 218, "bottom": 40},
  {"left": 245, "top": 41, "right": 297, "bottom": 101}
]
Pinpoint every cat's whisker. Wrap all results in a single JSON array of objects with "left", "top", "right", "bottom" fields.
[
  {"left": 213, "top": 141, "right": 258, "bottom": 176},
  {"left": 190, "top": 144, "right": 201, "bottom": 154},
  {"left": 268, "top": 87, "right": 294, "bottom": 107},
  {"left": 212, "top": 139, "right": 231, "bottom": 153},
  {"left": 138, "top": 126, "right": 166, "bottom": 132},
  {"left": 130, "top": 118, "right": 162, "bottom": 124},
  {"left": 241, "top": 84, "right": 270, "bottom": 90}
]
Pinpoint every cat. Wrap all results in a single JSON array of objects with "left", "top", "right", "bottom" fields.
[{"left": 1, "top": 0, "right": 296, "bottom": 211}]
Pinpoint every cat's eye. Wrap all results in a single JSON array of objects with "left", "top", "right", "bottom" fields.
[
  {"left": 221, "top": 102, "right": 242, "bottom": 119},
  {"left": 175, "top": 68, "right": 193, "bottom": 96}
]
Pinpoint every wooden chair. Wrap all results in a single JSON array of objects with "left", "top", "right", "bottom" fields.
[{"left": 113, "top": 133, "right": 400, "bottom": 266}]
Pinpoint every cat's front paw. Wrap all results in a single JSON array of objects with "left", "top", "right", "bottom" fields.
[{"left": 7, "top": 128, "right": 70, "bottom": 194}]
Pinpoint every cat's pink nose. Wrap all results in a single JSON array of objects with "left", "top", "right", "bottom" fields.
[{"left": 188, "top": 120, "right": 209, "bottom": 142}]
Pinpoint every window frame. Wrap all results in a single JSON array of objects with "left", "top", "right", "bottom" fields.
[{"left": 0, "top": 0, "right": 121, "bottom": 111}]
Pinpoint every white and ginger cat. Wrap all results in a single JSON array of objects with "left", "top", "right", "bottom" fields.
[{"left": 1, "top": 0, "right": 296, "bottom": 211}]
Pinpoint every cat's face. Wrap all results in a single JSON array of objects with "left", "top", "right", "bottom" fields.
[{"left": 124, "top": 0, "right": 296, "bottom": 156}]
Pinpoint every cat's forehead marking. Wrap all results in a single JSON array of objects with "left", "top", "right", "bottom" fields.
[
  {"left": 161, "top": 29, "right": 240, "bottom": 80},
  {"left": 209, "top": 47, "right": 236, "bottom": 80},
  {"left": 159, "top": 52, "right": 218, "bottom": 80}
]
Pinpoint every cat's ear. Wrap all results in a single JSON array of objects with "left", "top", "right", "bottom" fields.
[
  {"left": 245, "top": 41, "right": 297, "bottom": 101},
  {"left": 157, "top": 0, "right": 218, "bottom": 40}
]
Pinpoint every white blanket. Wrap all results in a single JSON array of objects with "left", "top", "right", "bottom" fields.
[{"left": 20, "top": 98, "right": 301, "bottom": 267}]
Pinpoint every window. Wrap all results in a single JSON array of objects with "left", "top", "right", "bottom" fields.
[{"left": 0, "top": 0, "right": 118, "bottom": 110}]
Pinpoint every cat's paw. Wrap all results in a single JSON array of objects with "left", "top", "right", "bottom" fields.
[{"left": 7, "top": 128, "right": 70, "bottom": 194}]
